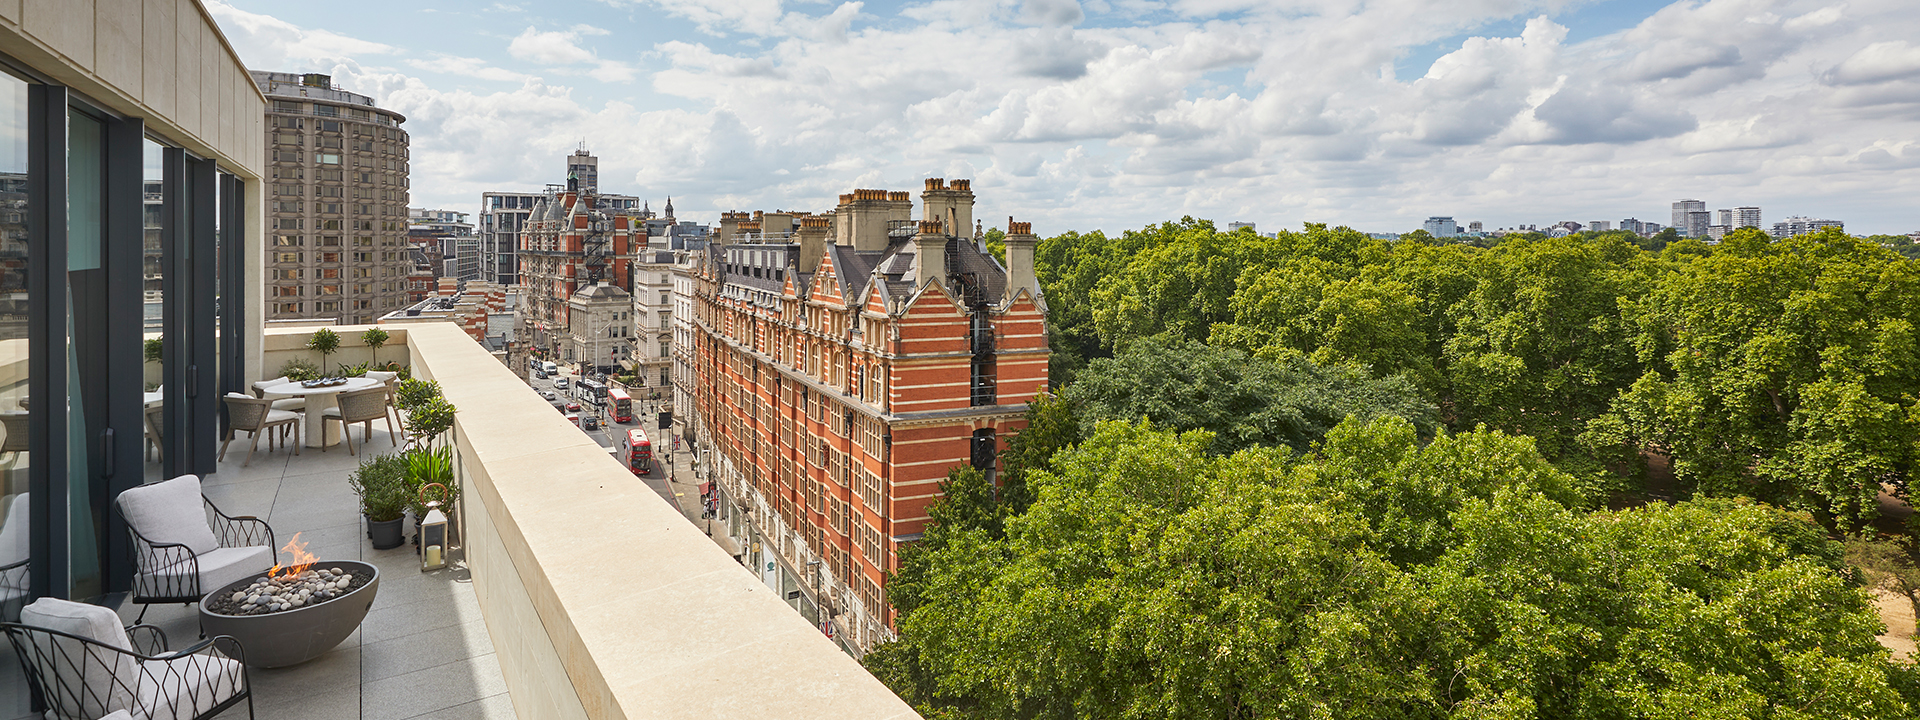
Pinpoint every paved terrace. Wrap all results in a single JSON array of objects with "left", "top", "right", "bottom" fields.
[{"left": 127, "top": 427, "right": 512, "bottom": 720}]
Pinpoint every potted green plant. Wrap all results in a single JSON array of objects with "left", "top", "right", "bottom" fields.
[
  {"left": 348, "top": 453, "right": 409, "bottom": 549},
  {"left": 309, "top": 327, "right": 342, "bottom": 374},
  {"left": 362, "top": 326, "right": 390, "bottom": 366},
  {"left": 401, "top": 445, "right": 461, "bottom": 546},
  {"left": 280, "top": 358, "right": 321, "bottom": 382}
]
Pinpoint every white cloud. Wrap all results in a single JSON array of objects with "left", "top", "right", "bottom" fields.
[
  {"left": 210, "top": 0, "right": 1920, "bottom": 234},
  {"left": 508, "top": 27, "right": 597, "bottom": 65}
]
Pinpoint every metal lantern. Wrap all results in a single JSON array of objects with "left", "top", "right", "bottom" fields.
[{"left": 419, "top": 482, "right": 449, "bottom": 571}]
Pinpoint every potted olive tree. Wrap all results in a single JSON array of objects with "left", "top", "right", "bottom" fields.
[
  {"left": 362, "top": 326, "right": 390, "bottom": 368},
  {"left": 309, "top": 327, "right": 342, "bottom": 375},
  {"left": 349, "top": 453, "right": 409, "bottom": 549}
]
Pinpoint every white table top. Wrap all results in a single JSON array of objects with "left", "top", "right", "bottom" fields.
[{"left": 257, "top": 377, "right": 383, "bottom": 396}]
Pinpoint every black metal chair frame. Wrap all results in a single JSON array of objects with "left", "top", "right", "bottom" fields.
[
  {"left": 2, "top": 620, "right": 252, "bottom": 720},
  {"left": 0, "top": 556, "right": 25, "bottom": 622},
  {"left": 121, "top": 494, "right": 275, "bottom": 624}
]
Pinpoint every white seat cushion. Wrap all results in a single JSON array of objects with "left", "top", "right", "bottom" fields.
[
  {"left": 269, "top": 398, "right": 305, "bottom": 412},
  {"left": 263, "top": 409, "right": 299, "bottom": 425},
  {"left": 0, "top": 491, "right": 27, "bottom": 566},
  {"left": 18, "top": 598, "right": 137, "bottom": 720},
  {"left": 135, "top": 546, "right": 272, "bottom": 600},
  {"left": 117, "top": 477, "right": 218, "bottom": 558},
  {"left": 134, "top": 655, "right": 244, "bottom": 720},
  {"left": 98, "top": 712, "right": 134, "bottom": 720},
  {"left": 366, "top": 371, "right": 396, "bottom": 382}
]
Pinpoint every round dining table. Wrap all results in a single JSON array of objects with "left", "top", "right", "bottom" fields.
[{"left": 256, "top": 377, "right": 384, "bottom": 448}]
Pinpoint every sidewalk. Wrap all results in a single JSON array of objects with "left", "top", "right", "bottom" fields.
[{"left": 647, "top": 422, "right": 743, "bottom": 559}]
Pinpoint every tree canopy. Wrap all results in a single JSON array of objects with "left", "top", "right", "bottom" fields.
[{"left": 873, "top": 417, "right": 1917, "bottom": 719}]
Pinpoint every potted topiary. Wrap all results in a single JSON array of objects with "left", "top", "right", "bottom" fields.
[
  {"left": 309, "top": 327, "right": 342, "bottom": 375},
  {"left": 349, "top": 453, "right": 409, "bottom": 549},
  {"left": 362, "top": 326, "right": 390, "bottom": 367}
]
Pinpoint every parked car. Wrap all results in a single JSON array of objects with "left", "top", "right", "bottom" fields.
[
  {"left": 541, "top": 390, "right": 556, "bottom": 400},
  {"left": 583, "top": 416, "right": 599, "bottom": 430},
  {"left": 565, "top": 401, "right": 582, "bottom": 412},
  {"left": 533, "top": 370, "right": 547, "bottom": 380}
]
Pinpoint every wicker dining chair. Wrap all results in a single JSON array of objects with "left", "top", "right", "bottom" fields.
[
  {"left": 218, "top": 394, "right": 299, "bottom": 467},
  {"left": 3, "top": 597, "right": 252, "bottom": 720},
  {"left": 321, "top": 387, "right": 395, "bottom": 456},
  {"left": 365, "top": 371, "right": 404, "bottom": 443},
  {"left": 142, "top": 403, "right": 164, "bottom": 464}
]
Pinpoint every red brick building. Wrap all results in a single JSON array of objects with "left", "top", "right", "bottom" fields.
[
  {"left": 691, "top": 179, "right": 1047, "bottom": 652},
  {"left": 520, "top": 182, "right": 646, "bottom": 360}
]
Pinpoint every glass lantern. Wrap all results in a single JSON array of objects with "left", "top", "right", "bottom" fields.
[{"left": 419, "top": 482, "right": 449, "bottom": 571}]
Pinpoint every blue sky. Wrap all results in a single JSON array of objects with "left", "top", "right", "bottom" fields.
[{"left": 210, "top": 0, "right": 1920, "bottom": 235}]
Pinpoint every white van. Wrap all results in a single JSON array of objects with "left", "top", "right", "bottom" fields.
[{"left": 541, "top": 361, "right": 558, "bottom": 375}]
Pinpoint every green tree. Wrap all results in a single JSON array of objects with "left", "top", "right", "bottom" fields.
[
  {"left": 308, "top": 327, "right": 341, "bottom": 374},
  {"left": 1588, "top": 227, "right": 1920, "bottom": 526},
  {"left": 1444, "top": 234, "right": 1647, "bottom": 474},
  {"left": 1063, "top": 337, "right": 1436, "bottom": 455},
  {"left": 877, "top": 417, "right": 1915, "bottom": 719},
  {"left": 362, "top": 326, "right": 391, "bottom": 366}
]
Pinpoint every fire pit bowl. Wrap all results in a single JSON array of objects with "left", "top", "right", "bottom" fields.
[{"left": 198, "top": 560, "right": 380, "bottom": 668}]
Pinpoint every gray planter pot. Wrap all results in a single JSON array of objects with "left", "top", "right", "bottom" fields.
[
  {"left": 368, "top": 516, "right": 405, "bottom": 549},
  {"left": 198, "top": 560, "right": 380, "bottom": 668}
]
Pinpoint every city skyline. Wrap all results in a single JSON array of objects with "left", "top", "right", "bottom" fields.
[{"left": 210, "top": 0, "right": 1920, "bottom": 235}]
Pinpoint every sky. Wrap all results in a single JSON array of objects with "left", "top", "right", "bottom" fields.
[{"left": 208, "top": 0, "right": 1920, "bottom": 236}]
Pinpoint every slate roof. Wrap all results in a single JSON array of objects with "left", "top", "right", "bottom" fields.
[{"left": 709, "top": 231, "right": 1008, "bottom": 313}]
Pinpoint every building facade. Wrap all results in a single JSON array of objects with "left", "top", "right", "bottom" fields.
[
  {"left": 0, "top": 9, "right": 268, "bottom": 717},
  {"left": 1672, "top": 199, "right": 1709, "bottom": 238},
  {"left": 254, "top": 71, "right": 411, "bottom": 325},
  {"left": 519, "top": 182, "right": 646, "bottom": 363},
  {"left": 479, "top": 191, "right": 541, "bottom": 286},
  {"left": 409, "top": 207, "right": 475, "bottom": 280},
  {"left": 1770, "top": 216, "right": 1844, "bottom": 238},
  {"left": 566, "top": 282, "right": 633, "bottom": 373},
  {"left": 1422, "top": 216, "right": 1458, "bottom": 237},
  {"left": 690, "top": 179, "right": 1048, "bottom": 654},
  {"left": 632, "top": 251, "right": 678, "bottom": 389},
  {"left": 1736, "top": 206, "right": 1763, "bottom": 229}
]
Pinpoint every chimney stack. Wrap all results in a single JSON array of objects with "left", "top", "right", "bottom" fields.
[
  {"left": 920, "top": 179, "right": 974, "bottom": 243},
  {"left": 840, "top": 189, "right": 895, "bottom": 251},
  {"left": 797, "top": 216, "right": 830, "bottom": 275},
  {"left": 1004, "top": 218, "right": 1042, "bottom": 309},
  {"left": 913, "top": 219, "right": 947, "bottom": 294}
]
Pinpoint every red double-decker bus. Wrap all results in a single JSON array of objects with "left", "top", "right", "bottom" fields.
[
  {"left": 608, "top": 387, "right": 633, "bottom": 424},
  {"left": 622, "top": 428, "right": 652, "bottom": 475}
]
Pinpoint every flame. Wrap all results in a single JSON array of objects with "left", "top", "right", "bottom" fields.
[{"left": 268, "top": 532, "right": 316, "bottom": 579}]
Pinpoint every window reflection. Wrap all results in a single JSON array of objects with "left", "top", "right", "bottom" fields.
[{"left": 143, "top": 141, "right": 164, "bottom": 478}]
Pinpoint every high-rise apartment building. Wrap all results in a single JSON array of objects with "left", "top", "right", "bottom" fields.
[
  {"left": 1422, "top": 216, "right": 1458, "bottom": 237},
  {"left": 567, "top": 148, "right": 599, "bottom": 193},
  {"left": 1770, "top": 216, "right": 1844, "bottom": 238},
  {"left": 480, "top": 192, "right": 541, "bottom": 285},
  {"left": 1589, "top": 220, "right": 1611, "bottom": 232},
  {"left": 1672, "top": 199, "right": 1709, "bottom": 238},
  {"left": 690, "top": 179, "right": 1049, "bottom": 654},
  {"left": 409, "top": 208, "right": 475, "bottom": 280},
  {"left": 256, "top": 72, "right": 412, "bottom": 325},
  {"left": 1736, "top": 206, "right": 1762, "bottom": 229}
]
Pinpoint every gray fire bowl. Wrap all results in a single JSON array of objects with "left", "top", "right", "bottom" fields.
[{"left": 198, "top": 560, "right": 381, "bottom": 668}]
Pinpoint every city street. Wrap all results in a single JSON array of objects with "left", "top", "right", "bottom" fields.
[{"left": 523, "top": 367, "right": 699, "bottom": 524}]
